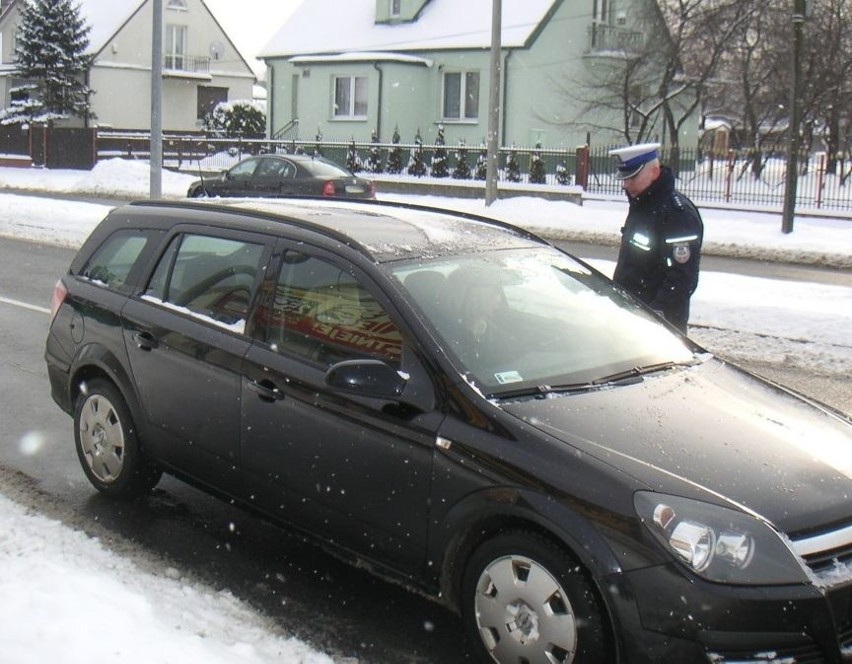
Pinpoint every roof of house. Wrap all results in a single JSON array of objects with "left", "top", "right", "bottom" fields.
[
  {"left": 259, "top": 0, "right": 561, "bottom": 59},
  {"left": 1, "top": 0, "right": 252, "bottom": 74}
]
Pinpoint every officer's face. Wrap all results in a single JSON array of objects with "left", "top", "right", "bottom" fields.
[{"left": 622, "top": 160, "right": 660, "bottom": 198}]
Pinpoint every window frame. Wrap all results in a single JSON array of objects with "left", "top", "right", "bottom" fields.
[
  {"left": 164, "top": 23, "right": 188, "bottom": 70},
  {"left": 390, "top": 0, "right": 401, "bottom": 17},
  {"left": 332, "top": 75, "right": 369, "bottom": 120},
  {"left": 441, "top": 70, "right": 480, "bottom": 122}
]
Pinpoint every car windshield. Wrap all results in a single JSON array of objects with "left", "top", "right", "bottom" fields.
[
  {"left": 390, "top": 247, "right": 697, "bottom": 397},
  {"left": 299, "top": 158, "right": 352, "bottom": 178}
]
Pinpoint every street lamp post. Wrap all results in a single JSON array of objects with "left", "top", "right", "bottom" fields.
[
  {"left": 485, "top": 0, "right": 501, "bottom": 206},
  {"left": 150, "top": 0, "right": 163, "bottom": 199},
  {"left": 781, "top": 0, "right": 808, "bottom": 234}
]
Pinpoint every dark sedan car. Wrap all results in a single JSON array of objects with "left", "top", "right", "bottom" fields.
[
  {"left": 46, "top": 198, "right": 852, "bottom": 663},
  {"left": 187, "top": 153, "right": 375, "bottom": 199}
]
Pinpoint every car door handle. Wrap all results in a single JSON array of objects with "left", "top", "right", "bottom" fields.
[
  {"left": 133, "top": 331, "right": 158, "bottom": 351},
  {"left": 248, "top": 379, "right": 285, "bottom": 402}
]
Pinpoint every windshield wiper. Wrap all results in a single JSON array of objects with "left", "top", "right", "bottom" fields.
[{"left": 591, "top": 360, "right": 691, "bottom": 386}]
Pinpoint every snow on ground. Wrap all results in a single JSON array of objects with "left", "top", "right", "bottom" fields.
[{"left": 0, "top": 158, "right": 850, "bottom": 663}]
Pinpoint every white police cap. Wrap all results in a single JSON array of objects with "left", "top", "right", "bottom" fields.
[{"left": 609, "top": 142, "right": 661, "bottom": 180}]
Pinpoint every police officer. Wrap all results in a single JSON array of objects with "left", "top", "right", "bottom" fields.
[{"left": 609, "top": 143, "right": 703, "bottom": 333}]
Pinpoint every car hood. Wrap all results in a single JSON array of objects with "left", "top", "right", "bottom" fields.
[{"left": 500, "top": 359, "right": 852, "bottom": 534}]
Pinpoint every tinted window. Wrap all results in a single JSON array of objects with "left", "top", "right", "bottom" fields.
[
  {"left": 299, "top": 159, "right": 351, "bottom": 178},
  {"left": 80, "top": 230, "right": 151, "bottom": 289},
  {"left": 145, "top": 234, "right": 265, "bottom": 332},
  {"left": 263, "top": 251, "right": 402, "bottom": 367}
]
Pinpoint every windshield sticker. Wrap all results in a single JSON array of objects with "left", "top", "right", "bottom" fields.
[{"left": 494, "top": 371, "right": 523, "bottom": 384}]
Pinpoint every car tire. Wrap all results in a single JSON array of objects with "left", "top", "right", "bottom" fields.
[
  {"left": 461, "top": 530, "right": 610, "bottom": 664},
  {"left": 73, "top": 378, "right": 161, "bottom": 499}
]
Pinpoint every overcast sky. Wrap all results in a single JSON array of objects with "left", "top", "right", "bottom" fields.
[{"left": 204, "top": 0, "right": 302, "bottom": 76}]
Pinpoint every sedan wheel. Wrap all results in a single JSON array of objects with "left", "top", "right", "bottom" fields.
[
  {"left": 74, "top": 379, "right": 161, "bottom": 499},
  {"left": 462, "top": 531, "right": 610, "bottom": 664}
]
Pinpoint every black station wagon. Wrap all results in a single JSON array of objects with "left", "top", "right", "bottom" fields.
[{"left": 46, "top": 199, "right": 852, "bottom": 663}]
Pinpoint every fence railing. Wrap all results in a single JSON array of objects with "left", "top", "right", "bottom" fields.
[{"left": 95, "top": 132, "right": 852, "bottom": 212}]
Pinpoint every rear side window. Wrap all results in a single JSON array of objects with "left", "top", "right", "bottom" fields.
[
  {"left": 80, "top": 231, "right": 150, "bottom": 290},
  {"left": 145, "top": 234, "right": 265, "bottom": 332}
]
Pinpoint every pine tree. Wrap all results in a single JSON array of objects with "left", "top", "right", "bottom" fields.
[
  {"left": 386, "top": 126, "right": 403, "bottom": 174},
  {"left": 430, "top": 124, "right": 448, "bottom": 178},
  {"left": 529, "top": 142, "right": 547, "bottom": 184},
  {"left": 474, "top": 144, "right": 488, "bottom": 180},
  {"left": 452, "top": 140, "right": 471, "bottom": 180},
  {"left": 506, "top": 147, "right": 521, "bottom": 183},
  {"left": 555, "top": 156, "right": 572, "bottom": 185},
  {"left": 367, "top": 130, "right": 383, "bottom": 174},
  {"left": 346, "top": 138, "right": 362, "bottom": 173},
  {"left": 407, "top": 129, "right": 427, "bottom": 177},
  {"left": 1, "top": 0, "right": 94, "bottom": 125}
]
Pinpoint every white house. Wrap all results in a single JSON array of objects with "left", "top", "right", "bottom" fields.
[{"left": 0, "top": 0, "right": 256, "bottom": 131}]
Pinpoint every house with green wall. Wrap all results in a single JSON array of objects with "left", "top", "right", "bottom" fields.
[{"left": 259, "top": 0, "right": 700, "bottom": 151}]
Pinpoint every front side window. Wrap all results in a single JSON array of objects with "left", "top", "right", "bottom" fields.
[
  {"left": 81, "top": 231, "right": 152, "bottom": 290},
  {"left": 145, "top": 234, "right": 265, "bottom": 332},
  {"left": 262, "top": 250, "right": 402, "bottom": 367},
  {"left": 442, "top": 71, "right": 480, "bottom": 121},
  {"left": 165, "top": 24, "right": 187, "bottom": 70},
  {"left": 333, "top": 76, "right": 368, "bottom": 118}
]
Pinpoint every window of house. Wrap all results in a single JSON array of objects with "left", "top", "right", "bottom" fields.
[
  {"left": 167, "top": 0, "right": 188, "bottom": 9},
  {"left": 333, "top": 76, "right": 368, "bottom": 119},
  {"left": 390, "top": 0, "right": 401, "bottom": 17},
  {"left": 442, "top": 71, "right": 480, "bottom": 121},
  {"left": 197, "top": 86, "right": 228, "bottom": 120},
  {"left": 593, "top": 0, "right": 609, "bottom": 23},
  {"left": 165, "top": 24, "right": 187, "bottom": 70}
]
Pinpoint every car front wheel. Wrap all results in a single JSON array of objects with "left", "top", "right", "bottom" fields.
[
  {"left": 461, "top": 531, "right": 610, "bottom": 664},
  {"left": 73, "top": 378, "right": 161, "bottom": 499}
]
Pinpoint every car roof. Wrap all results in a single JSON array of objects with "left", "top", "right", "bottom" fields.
[{"left": 121, "top": 198, "right": 547, "bottom": 263}]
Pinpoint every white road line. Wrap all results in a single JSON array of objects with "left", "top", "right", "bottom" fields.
[{"left": 0, "top": 295, "right": 50, "bottom": 315}]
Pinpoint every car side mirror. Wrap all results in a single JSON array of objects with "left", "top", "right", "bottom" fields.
[{"left": 325, "top": 359, "right": 407, "bottom": 400}]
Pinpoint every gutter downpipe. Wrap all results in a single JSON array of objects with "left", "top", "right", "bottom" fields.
[{"left": 373, "top": 62, "right": 384, "bottom": 139}]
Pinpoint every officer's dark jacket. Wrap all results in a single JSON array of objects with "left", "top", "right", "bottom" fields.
[{"left": 612, "top": 166, "right": 703, "bottom": 330}]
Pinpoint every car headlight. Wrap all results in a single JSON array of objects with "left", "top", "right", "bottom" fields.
[{"left": 634, "top": 491, "right": 809, "bottom": 585}]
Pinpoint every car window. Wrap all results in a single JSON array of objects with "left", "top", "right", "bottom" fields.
[
  {"left": 229, "top": 158, "right": 259, "bottom": 178},
  {"left": 299, "top": 158, "right": 351, "bottom": 178},
  {"left": 255, "top": 158, "right": 281, "bottom": 178},
  {"left": 80, "top": 230, "right": 151, "bottom": 290},
  {"left": 262, "top": 250, "right": 402, "bottom": 367},
  {"left": 144, "top": 233, "right": 265, "bottom": 332}
]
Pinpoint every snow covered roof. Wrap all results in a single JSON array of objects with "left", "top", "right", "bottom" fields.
[
  {"left": 259, "top": 0, "right": 561, "bottom": 59},
  {"left": 75, "top": 0, "right": 145, "bottom": 54}
]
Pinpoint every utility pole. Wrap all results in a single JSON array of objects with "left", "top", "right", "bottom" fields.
[
  {"left": 150, "top": 0, "right": 163, "bottom": 199},
  {"left": 485, "top": 0, "right": 501, "bottom": 206},
  {"left": 781, "top": 0, "right": 808, "bottom": 234}
]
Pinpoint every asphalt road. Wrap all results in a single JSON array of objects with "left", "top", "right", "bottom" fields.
[{"left": 0, "top": 234, "right": 850, "bottom": 663}]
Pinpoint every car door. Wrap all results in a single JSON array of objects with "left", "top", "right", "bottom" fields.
[
  {"left": 222, "top": 157, "right": 261, "bottom": 196},
  {"left": 241, "top": 241, "right": 442, "bottom": 573},
  {"left": 251, "top": 157, "right": 285, "bottom": 196},
  {"left": 121, "top": 227, "right": 272, "bottom": 494}
]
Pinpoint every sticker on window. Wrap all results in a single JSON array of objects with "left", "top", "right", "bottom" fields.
[{"left": 494, "top": 371, "right": 523, "bottom": 384}]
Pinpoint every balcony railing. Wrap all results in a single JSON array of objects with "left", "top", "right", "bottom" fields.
[
  {"left": 164, "top": 54, "right": 211, "bottom": 74},
  {"left": 587, "top": 24, "right": 643, "bottom": 53}
]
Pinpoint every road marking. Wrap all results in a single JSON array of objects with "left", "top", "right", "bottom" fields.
[{"left": 0, "top": 295, "right": 50, "bottom": 315}]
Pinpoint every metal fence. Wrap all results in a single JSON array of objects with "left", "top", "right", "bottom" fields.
[{"left": 96, "top": 132, "right": 852, "bottom": 212}]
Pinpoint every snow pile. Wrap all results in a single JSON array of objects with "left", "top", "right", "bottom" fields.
[{"left": 0, "top": 493, "right": 333, "bottom": 664}]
